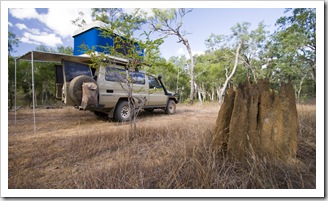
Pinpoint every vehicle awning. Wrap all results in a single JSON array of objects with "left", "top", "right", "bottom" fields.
[
  {"left": 18, "top": 50, "right": 92, "bottom": 64},
  {"left": 14, "top": 51, "right": 91, "bottom": 133},
  {"left": 14, "top": 50, "right": 131, "bottom": 133}
]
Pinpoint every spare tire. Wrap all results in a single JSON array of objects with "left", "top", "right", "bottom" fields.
[{"left": 68, "top": 75, "right": 96, "bottom": 105}]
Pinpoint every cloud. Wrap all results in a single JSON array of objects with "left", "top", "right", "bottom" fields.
[
  {"left": 42, "top": 8, "right": 93, "bottom": 38},
  {"left": 177, "top": 47, "right": 186, "bottom": 57},
  {"left": 176, "top": 48, "right": 205, "bottom": 59},
  {"left": 8, "top": 22, "right": 13, "bottom": 27},
  {"left": 29, "top": 28, "right": 41, "bottom": 35},
  {"left": 192, "top": 50, "right": 205, "bottom": 56},
  {"left": 22, "top": 32, "right": 63, "bottom": 47},
  {"left": 16, "top": 23, "right": 28, "bottom": 30},
  {"left": 9, "top": 8, "right": 93, "bottom": 38},
  {"left": 20, "top": 37, "right": 41, "bottom": 45},
  {"left": 9, "top": 8, "right": 43, "bottom": 20}
]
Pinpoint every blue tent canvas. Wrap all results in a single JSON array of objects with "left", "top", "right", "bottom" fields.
[{"left": 72, "top": 21, "right": 144, "bottom": 58}]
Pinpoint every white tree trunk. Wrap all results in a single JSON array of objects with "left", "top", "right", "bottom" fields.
[
  {"left": 218, "top": 42, "right": 242, "bottom": 103},
  {"left": 211, "top": 90, "right": 215, "bottom": 101},
  {"left": 194, "top": 82, "right": 202, "bottom": 104},
  {"left": 186, "top": 42, "right": 194, "bottom": 104}
]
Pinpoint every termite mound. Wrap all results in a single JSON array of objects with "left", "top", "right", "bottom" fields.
[{"left": 214, "top": 79, "right": 298, "bottom": 162}]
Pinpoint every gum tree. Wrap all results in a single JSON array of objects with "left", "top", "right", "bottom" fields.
[{"left": 149, "top": 8, "right": 195, "bottom": 104}]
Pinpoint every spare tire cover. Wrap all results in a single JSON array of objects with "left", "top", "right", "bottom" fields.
[{"left": 68, "top": 75, "right": 96, "bottom": 105}]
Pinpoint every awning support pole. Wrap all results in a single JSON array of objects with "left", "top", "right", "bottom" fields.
[
  {"left": 14, "top": 58, "right": 17, "bottom": 124},
  {"left": 31, "top": 51, "right": 36, "bottom": 134}
]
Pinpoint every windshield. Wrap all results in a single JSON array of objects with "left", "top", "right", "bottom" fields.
[{"left": 63, "top": 60, "right": 92, "bottom": 81}]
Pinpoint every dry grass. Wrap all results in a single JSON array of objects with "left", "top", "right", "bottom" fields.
[{"left": 7, "top": 102, "right": 316, "bottom": 189}]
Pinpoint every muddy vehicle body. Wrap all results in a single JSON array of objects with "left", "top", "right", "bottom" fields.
[{"left": 59, "top": 57, "right": 179, "bottom": 121}]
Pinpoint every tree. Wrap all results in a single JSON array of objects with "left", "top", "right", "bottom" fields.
[
  {"left": 205, "top": 22, "right": 251, "bottom": 103},
  {"left": 86, "top": 8, "right": 163, "bottom": 138},
  {"left": 8, "top": 31, "right": 20, "bottom": 108},
  {"left": 36, "top": 45, "right": 73, "bottom": 55},
  {"left": 92, "top": 8, "right": 122, "bottom": 23},
  {"left": 239, "top": 21, "right": 269, "bottom": 82},
  {"left": 275, "top": 8, "right": 316, "bottom": 82},
  {"left": 149, "top": 8, "right": 196, "bottom": 104},
  {"left": 265, "top": 8, "right": 316, "bottom": 101},
  {"left": 168, "top": 55, "right": 189, "bottom": 101},
  {"left": 72, "top": 11, "right": 87, "bottom": 28},
  {"left": 8, "top": 31, "right": 19, "bottom": 55}
]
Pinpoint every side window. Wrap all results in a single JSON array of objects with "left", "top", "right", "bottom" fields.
[
  {"left": 105, "top": 67, "right": 126, "bottom": 82},
  {"left": 131, "top": 72, "right": 145, "bottom": 85},
  {"left": 148, "top": 76, "right": 162, "bottom": 89},
  {"left": 105, "top": 67, "right": 145, "bottom": 85}
]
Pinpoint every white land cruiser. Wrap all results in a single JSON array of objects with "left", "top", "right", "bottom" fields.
[{"left": 60, "top": 56, "right": 179, "bottom": 121}]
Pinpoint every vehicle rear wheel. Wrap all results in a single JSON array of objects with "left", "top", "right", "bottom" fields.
[
  {"left": 68, "top": 75, "right": 96, "bottom": 105},
  {"left": 165, "top": 100, "right": 176, "bottom": 114},
  {"left": 115, "top": 100, "right": 131, "bottom": 122}
]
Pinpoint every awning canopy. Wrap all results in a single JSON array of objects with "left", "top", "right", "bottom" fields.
[{"left": 18, "top": 51, "right": 92, "bottom": 64}]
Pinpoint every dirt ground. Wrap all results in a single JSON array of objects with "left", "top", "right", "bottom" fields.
[
  {"left": 8, "top": 103, "right": 219, "bottom": 136},
  {"left": 7, "top": 103, "right": 220, "bottom": 189}
]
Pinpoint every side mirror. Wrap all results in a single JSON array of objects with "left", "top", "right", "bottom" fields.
[{"left": 158, "top": 74, "right": 162, "bottom": 80}]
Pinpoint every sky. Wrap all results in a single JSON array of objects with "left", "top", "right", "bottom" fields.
[
  {"left": 4, "top": 1, "right": 321, "bottom": 61},
  {"left": 5, "top": 3, "right": 292, "bottom": 60}
]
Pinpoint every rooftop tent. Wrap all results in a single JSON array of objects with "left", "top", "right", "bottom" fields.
[
  {"left": 72, "top": 20, "right": 144, "bottom": 58},
  {"left": 14, "top": 51, "right": 92, "bottom": 133}
]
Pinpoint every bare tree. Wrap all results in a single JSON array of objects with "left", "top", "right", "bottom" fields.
[{"left": 149, "top": 8, "right": 195, "bottom": 104}]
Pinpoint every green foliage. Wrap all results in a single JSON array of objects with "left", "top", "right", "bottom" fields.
[
  {"left": 8, "top": 31, "right": 19, "bottom": 55},
  {"left": 9, "top": 45, "right": 74, "bottom": 107},
  {"left": 36, "top": 45, "right": 73, "bottom": 55},
  {"left": 197, "top": 10, "right": 316, "bottom": 102},
  {"left": 72, "top": 11, "right": 87, "bottom": 28},
  {"left": 267, "top": 8, "right": 316, "bottom": 98},
  {"left": 92, "top": 8, "right": 122, "bottom": 23}
]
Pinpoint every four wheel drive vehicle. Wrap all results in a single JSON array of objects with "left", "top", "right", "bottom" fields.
[{"left": 60, "top": 57, "right": 179, "bottom": 121}]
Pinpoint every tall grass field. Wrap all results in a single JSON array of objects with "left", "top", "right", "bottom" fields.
[{"left": 8, "top": 103, "right": 315, "bottom": 189}]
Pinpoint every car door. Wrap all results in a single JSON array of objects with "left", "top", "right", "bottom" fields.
[
  {"left": 147, "top": 76, "right": 167, "bottom": 107},
  {"left": 98, "top": 66, "right": 126, "bottom": 108},
  {"left": 98, "top": 66, "right": 147, "bottom": 108}
]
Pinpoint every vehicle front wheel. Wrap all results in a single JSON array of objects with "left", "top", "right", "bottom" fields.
[
  {"left": 165, "top": 100, "right": 176, "bottom": 115},
  {"left": 114, "top": 101, "right": 131, "bottom": 122}
]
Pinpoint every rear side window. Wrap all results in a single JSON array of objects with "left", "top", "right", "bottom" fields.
[
  {"left": 63, "top": 60, "right": 92, "bottom": 81},
  {"left": 105, "top": 67, "right": 126, "bottom": 82},
  {"left": 105, "top": 67, "right": 145, "bottom": 85}
]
